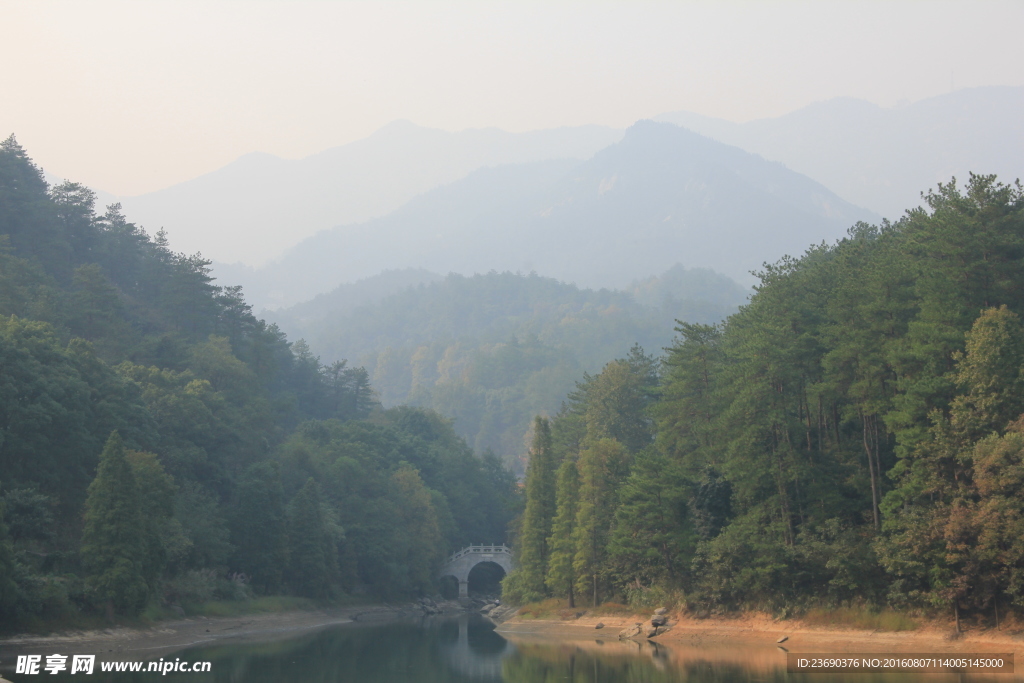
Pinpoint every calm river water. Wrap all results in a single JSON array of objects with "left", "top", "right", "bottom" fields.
[{"left": 5, "top": 614, "right": 1014, "bottom": 683}]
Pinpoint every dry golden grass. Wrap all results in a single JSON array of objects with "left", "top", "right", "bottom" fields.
[
  {"left": 590, "top": 602, "right": 631, "bottom": 616},
  {"left": 517, "top": 598, "right": 635, "bottom": 620},
  {"left": 801, "top": 606, "right": 918, "bottom": 632},
  {"left": 517, "top": 598, "right": 580, "bottom": 620}
]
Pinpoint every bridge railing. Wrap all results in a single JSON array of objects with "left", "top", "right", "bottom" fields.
[{"left": 444, "top": 544, "right": 512, "bottom": 564}]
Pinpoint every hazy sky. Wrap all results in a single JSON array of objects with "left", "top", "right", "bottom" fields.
[{"left": 4, "top": 0, "right": 1022, "bottom": 196}]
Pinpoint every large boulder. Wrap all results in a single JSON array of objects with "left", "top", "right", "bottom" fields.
[
  {"left": 618, "top": 623, "right": 644, "bottom": 640},
  {"left": 651, "top": 615, "right": 668, "bottom": 627},
  {"left": 654, "top": 607, "right": 668, "bottom": 615}
]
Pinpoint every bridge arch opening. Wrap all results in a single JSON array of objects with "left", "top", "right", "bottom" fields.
[
  {"left": 439, "top": 545, "right": 514, "bottom": 598},
  {"left": 467, "top": 561, "right": 506, "bottom": 597}
]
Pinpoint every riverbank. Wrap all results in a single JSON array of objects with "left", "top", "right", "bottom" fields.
[
  {"left": 497, "top": 609, "right": 1024, "bottom": 657},
  {"left": 9, "top": 600, "right": 1022, "bottom": 675},
  {"left": 0, "top": 599, "right": 470, "bottom": 663}
]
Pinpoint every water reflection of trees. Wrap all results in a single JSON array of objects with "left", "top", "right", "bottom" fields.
[
  {"left": 504, "top": 641, "right": 788, "bottom": 683},
  {"left": 61, "top": 618, "right": 948, "bottom": 683},
  {"left": 106, "top": 619, "right": 480, "bottom": 683},
  {"left": 501, "top": 642, "right": 933, "bottom": 683},
  {"left": 502, "top": 642, "right": 683, "bottom": 683}
]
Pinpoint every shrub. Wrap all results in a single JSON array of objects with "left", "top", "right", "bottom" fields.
[
  {"left": 802, "top": 606, "right": 918, "bottom": 631},
  {"left": 517, "top": 598, "right": 576, "bottom": 619},
  {"left": 214, "top": 573, "right": 252, "bottom": 601},
  {"left": 162, "top": 569, "right": 218, "bottom": 606},
  {"left": 500, "top": 570, "right": 545, "bottom": 605},
  {"left": 624, "top": 584, "right": 685, "bottom": 612}
]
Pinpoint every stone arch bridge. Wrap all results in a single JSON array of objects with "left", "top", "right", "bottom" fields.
[{"left": 439, "top": 545, "right": 514, "bottom": 598}]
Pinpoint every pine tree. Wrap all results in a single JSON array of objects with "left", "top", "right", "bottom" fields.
[
  {"left": 573, "top": 438, "right": 627, "bottom": 606},
  {"left": 231, "top": 462, "right": 288, "bottom": 594},
  {"left": 607, "top": 449, "right": 691, "bottom": 588},
  {"left": 126, "top": 450, "right": 176, "bottom": 591},
  {"left": 515, "top": 416, "right": 557, "bottom": 600},
  {"left": 0, "top": 135, "right": 69, "bottom": 275},
  {"left": 389, "top": 466, "right": 442, "bottom": 595},
  {"left": 80, "top": 432, "right": 149, "bottom": 617},
  {"left": 583, "top": 357, "right": 655, "bottom": 454},
  {"left": 655, "top": 323, "right": 723, "bottom": 464},
  {"left": 286, "top": 478, "right": 335, "bottom": 599},
  {"left": 545, "top": 458, "right": 579, "bottom": 606},
  {"left": 948, "top": 306, "right": 1024, "bottom": 441},
  {"left": 880, "top": 307, "right": 1024, "bottom": 621}
]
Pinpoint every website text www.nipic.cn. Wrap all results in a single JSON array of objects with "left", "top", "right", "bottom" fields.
[{"left": 14, "top": 654, "right": 212, "bottom": 675}]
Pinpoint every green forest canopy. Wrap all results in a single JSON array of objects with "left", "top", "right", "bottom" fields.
[
  {"left": 3, "top": 129, "right": 1023, "bottom": 631},
  {"left": 270, "top": 265, "right": 746, "bottom": 470},
  {"left": 0, "top": 135, "right": 518, "bottom": 627},
  {"left": 505, "top": 174, "right": 1024, "bottom": 626}
]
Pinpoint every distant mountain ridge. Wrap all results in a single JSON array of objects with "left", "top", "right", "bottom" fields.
[
  {"left": 264, "top": 266, "right": 747, "bottom": 462},
  {"left": 271, "top": 268, "right": 445, "bottom": 329},
  {"left": 228, "top": 120, "right": 876, "bottom": 309},
  {"left": 268, "top": 265, "right": 747, "bottom": 368},
  {"left": 220, "top": 158, "right": 581, "bottom": 309},
  {"left": 656, "top": 86, "right": 1024, "bottom": 218},
  {"left": 117, "top": 121, "right": 624, "bottom": 265}
]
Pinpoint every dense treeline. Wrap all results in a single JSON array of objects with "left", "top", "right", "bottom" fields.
[
  {"left": 505, "top": 174, "right": 1024, "bottom": 625},
  {"left": 271, "top": 266, "right": 745, "bottom": 470},
  {"left": 0, "top": 136, "right": 517, "bottom": 628}
]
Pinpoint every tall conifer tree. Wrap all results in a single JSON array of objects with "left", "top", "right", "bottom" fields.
[
  {"left": 287, "top": 478, "right": 335, "bottom": 599},
  {"left": 545, "top": 458, "right": 579, "bottom": 606},
  {"left": 126, "top": 450, "right": 176, "bottom": 592},
  {"left": 573, "top": 438, "right": 626, "bottom": 606},
  {"left": 81, "top": 432, "right": 148, "bottom": 617},
  {"left": 231, "top": 462, "right": 288, "bottom": 594},
  {"left": 515, "top": 417, "right": 557, "bottom": 600}
]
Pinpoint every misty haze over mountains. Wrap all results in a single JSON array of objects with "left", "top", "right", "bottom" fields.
[
  {"left": 77, "top": 85, "right": 1019, "bottom": 316},
  {"left": 116, "top": 121, "right": 624, "bottom": 265},
  {"left": 77, "top": 84, "right": 1021, "bottom": 470},
  {"left": 220, "top": 121, "right": 874, "bottom": 310},
  {"left": 656, "top": 86, "right": 1024, "bottom": 218}
]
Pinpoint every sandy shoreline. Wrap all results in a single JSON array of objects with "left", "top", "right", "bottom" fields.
[
  {"left": 495, "top": 611, "right": 1024, "bottom": 682},
  {"left": 498, "top": 610, "right": 1024, "bottom": 657}
]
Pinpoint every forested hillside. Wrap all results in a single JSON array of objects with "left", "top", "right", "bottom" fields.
[
  {"left": 0, "top": 136, "right": 518, "bottom": 629},
  {"left": 269, "top": 266, "right": 746, "bottom": 469},
  {"left": 6, "top": 124, "right": 1019, "bottom": 632},
  {"left": 506, "top": 174, "right": 1024, "bottom": 627}
]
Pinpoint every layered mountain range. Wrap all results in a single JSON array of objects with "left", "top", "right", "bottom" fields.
[
  {"left": 89, "top": 86, "right": 1022, "bottom": 313},
  {"left": 221, "top": 121, "right": 875, "bottom": 309},
  {"left": 656, "top": 86, "right": 1024, "bottom": 218},
  {"left": 117, "top": 121, "right": 624, "bottom": 265}
]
